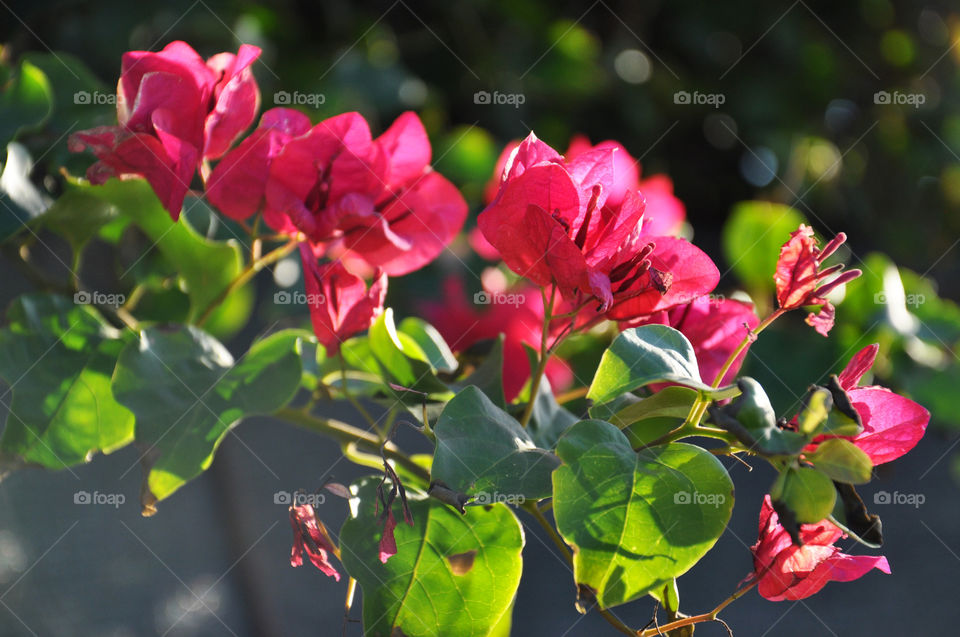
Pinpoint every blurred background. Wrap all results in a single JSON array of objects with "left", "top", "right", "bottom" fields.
[{"left": 1, "top": 0, "right": 959, "bottom": 635}]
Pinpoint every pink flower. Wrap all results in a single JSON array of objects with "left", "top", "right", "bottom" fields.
[
  {"left": 752, "top": 496, "right": 889, "bottom": 601},
  {"left": 421, "top": 277, "right": 573, "bottom": 402},
  {"left": 300, "top": 245, "right": 387, "bottom": 355},
  {"left": 205, "top": 108, "right": 312, "bottom": 221},
  {"left": 289, "top": 503, "right": 340, "bottom": 580},
  {"left": 69, "top": 41, "right": 261, "bottom": 218},
  {"left": 810, "top": 344, "right": 929, "bottom": 465},
  {"left": 774, "top": 225, "right": 861, "bottom": 336},
  {"left": 265, "top": 112, "right": 467, "bottom": 275},
  {"left": 626, "top": 297, "right": 760, "bottom": 386},
  {"left": 478, "top": 133, "right": 717, "bottom": 321}
]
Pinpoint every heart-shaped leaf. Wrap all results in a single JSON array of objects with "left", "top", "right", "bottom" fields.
[
  {"left": 553, "top": 419, "right": 733, "bottom": 609},
  {"left": 432, "top": 385, "right": 560, "bottom": 501}
]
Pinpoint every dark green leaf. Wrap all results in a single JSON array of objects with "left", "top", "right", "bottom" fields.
[
  {"left": 112, "top": 327, "right": 304, "bottom": 511},
  {"left": 0, "top": 59, "right": 52, "bottom": 147},
  {"left": 398, "top": 317, "right": 458, "bottom": 374},
  {"left": 432, "top": 386, "right": 560, "bottom": 501}
]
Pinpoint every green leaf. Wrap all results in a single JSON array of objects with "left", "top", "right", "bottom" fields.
[
  {"left": 709, "top": 378, "right": 809, "bottom": 455},
  {"left": 75, "top": 178, "right": 243, "bottom": 321},
  {"left": 112, "top": 327, "right": 304, "bottom": 512},
  {"left": 613, "top": 386, "right": 698, "bottom": 448},
  {"left": 797, "top": 387, "right": 832, "bottom": 435},
  {"left": 771, "top": 466, "right": 836, "bottom": 524},
  {"left": 40, "top": 187, "right": 120, "bottom": 254},
  {"left": 398, "top": 317, "right": 458, "bottom": 374},
  {"left": 807, "top": 438, "right": 873, "bottom": 485},
  {"left": 432, "top": 386, "right": 560, "bottom": 501},
  {"left": 0, "top": 294, "right": 134, "bottom": 468},
  {"left": 527, "top": 373, "right": 578, "bottom": 449},
  {"left": 722, "top": 201, "right": 806, "bottom": 294},
  {"left": 340, "top": 477, "right": 523, "bottom": 637},
  {"left": 368, "top": 309, "right": 450, "bottom": 395},
  {"left": 454, "top": 335, "right": 506, "bottom": 409},
  {"left": 587, "top": 325, "right": 735, "bottom": 406},
  {"left": 553, "top": 420, "right": 734, "bottom": 608},
  {"left": 0, "top": 59, "right": 53, "bottom": 147}
]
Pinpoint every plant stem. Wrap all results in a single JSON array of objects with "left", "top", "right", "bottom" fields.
[
  {"left": 274, "top": 407, "right": 430, "bottom": 483},
  {"left": 196, "top": 237, "right": 298, "bottom": 326},
  {"left": 637, "top": 580, "right": 757, "bottom": 636},
  {"left": 519, "top": 285, "right": 556, "bottom": 428}
]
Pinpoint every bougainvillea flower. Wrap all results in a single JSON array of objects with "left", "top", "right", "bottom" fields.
[
  {"left": 289, "top": 503, "right": 340, "bottom": 580},
  {"left": 774, "top": 225, "right": 861, "bottom": 337},
  {"left": 627, "top": 297, "right": 760, "bottom": 386},
  {"left": 300, "top": 245, "right": 387, "bottom": 355},
  {"left": 264, "top": 111, "right": 467, "bottom": 275},
  {"left": 752, "top": 495, "right": 889, "bottom": 601},
  {"left": 485, "top": 135, "right": 686, "bottom": 237},
  {"left": 479, "top": 133, "right": 717, "bottom": 320},
  {"left": 809, "top": 344, "right": 929, "bottom": 465},
  {"left": 70, "top": 41, "right": 261, "bottom": 218},
  {"left": 206, "top": 108, "right": 312, "bottom": 221},
  {"left": 422, "top": 277, "right": 573, "bottom": 401}
]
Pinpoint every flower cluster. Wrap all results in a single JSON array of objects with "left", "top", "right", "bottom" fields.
[{"left": 70, "top": 41, "right": 467, "bottom": 356}]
